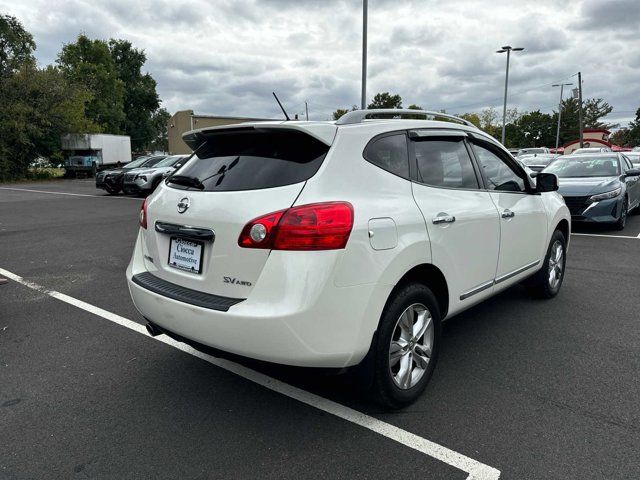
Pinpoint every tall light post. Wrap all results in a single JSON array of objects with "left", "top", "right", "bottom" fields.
[
  {"left": 552, "top": 82, "right": 573, "bottom": 151},
  {"left": 496, "top": 46, "right": 524, "bottom": 144},
  {"left": 361, "top": 0, "right": 368, "bottom": 110}
]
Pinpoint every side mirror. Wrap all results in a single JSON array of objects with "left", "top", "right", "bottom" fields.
[
  {"left": 536, "top": 173, "right": 558, "bottom": 192},
  {"left": 626, "top": 168, "right": 640, "bottom": 176}
]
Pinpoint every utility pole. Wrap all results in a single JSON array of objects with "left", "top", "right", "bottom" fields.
[
  {"left": 496, "top": 46, "right": 524, "bottom": 145},
  {"left": 577, "top": 71, "right": 584, "bottom": 148},
  {"left": 361, "top": 0, "right": 368, "bottom": 110},
  {"left": 552, "top": 83, "right": 572, "bottom": 151},
  {"left": 305, "top": 101, "right": 309, "bottom": 121}
]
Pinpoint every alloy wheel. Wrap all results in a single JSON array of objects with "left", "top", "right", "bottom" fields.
[
  {"left": 548, "top": 240, "right": 564, "bottom": 291},
  {"left": 389, "top": 303, "right": 434, "bottom": 389}
]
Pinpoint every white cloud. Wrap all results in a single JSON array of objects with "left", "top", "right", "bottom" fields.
[{"left": 1, "top": 0, "right": 638, "bottom": 124}]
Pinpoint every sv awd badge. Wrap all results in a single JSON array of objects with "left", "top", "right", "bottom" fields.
[{"left": 224, "top": 276, "right": 252, "bottom": 286}]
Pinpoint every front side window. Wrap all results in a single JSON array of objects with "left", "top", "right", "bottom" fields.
[
  {"left": 472, "top": 142, "right": 526, "bottom": 192},
  {"left": 413, "top": 139, "right": 479, "bottom": 189},
  {"left": 363, "top": 134, "right": 409, "bottom": 179}
]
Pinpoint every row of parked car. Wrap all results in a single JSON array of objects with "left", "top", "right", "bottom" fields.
[
  {"left": 514, "top": 149, "right": 640, "bottom": 230},
  {"left": 95, "top": 154, "right": 190, "bottom": 196}
]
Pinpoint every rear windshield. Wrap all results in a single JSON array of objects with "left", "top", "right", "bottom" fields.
[{"left": 168, "top": 129, "right": 329, "bottom": 191}]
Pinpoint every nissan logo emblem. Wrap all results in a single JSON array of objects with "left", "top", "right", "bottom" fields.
[{"left": 177, "top": 197, "right": 191, "bottom": 214}]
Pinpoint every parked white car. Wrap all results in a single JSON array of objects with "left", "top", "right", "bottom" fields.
[
  {"left": 127, "top": 109, "right": 570, "bottom": 407},
  {"left": 572, "top": 147, "right": 612, "bottom": 154},
  {"left": 516, "top": 147, "right": 550, "bottom": 157}
]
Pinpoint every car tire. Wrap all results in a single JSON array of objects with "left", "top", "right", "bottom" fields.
[
  {"left": 615, "top": 197, "right": 628, "bottom": 230},
  {"left": 372, "top": 283, "right": 441, "bottom": 409},
  {"left": 105, "top": 186, "right": 120, "bottom": 195},
  {"left": 526, "top": 229, "right": 566, "bottom": 299}
]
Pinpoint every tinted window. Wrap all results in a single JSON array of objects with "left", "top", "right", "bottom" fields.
[
  {"left": 363, "top": 134, "right": 409, "bottom": 179},
  {"left": 543, "top": 156, "right": 620, "bottom": 177},
  {"left": 169, "top": 129, "right": 329, "bottom": 192},
  {"left": 138, "top": 156, "right": 166, "bottom": 168},
  {"left": 414, "top": 139, "right": 479, "bottom": 189},
  {"left": 472, "top": 142, "right": 526, "bottom": 192}
]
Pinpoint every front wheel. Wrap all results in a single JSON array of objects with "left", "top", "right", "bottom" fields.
[
  {"left": 614, "top": 197, "right": 628, "bottom": 230},
  {"left": 526, "top": 229, "right": 566, "bottom": 299},
  {"left": 372, "top": 283, "right": 441, "bottom": 409}
]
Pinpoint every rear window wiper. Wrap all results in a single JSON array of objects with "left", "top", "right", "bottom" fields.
[{"left": 167, "top": 175, "right": 204, "bottom": 190}]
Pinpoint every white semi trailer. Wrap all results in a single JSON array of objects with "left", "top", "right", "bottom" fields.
[{"left": 61, "top": 134, "right": 132, "bottom": 177}]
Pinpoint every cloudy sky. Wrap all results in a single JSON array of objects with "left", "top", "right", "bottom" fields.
[{"left": 2, "top": 0, "right": 639, "bottom": 126}]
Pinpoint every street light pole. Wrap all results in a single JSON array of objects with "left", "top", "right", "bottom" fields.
[
  {"left": 552, "top": 83, "right": 573, "bottom": 151},
  {"left": 496, "top": 46, "right": 524, "bottom": 145},
  {"left": 361, "top": 0, "right": 368, "bottom": 110},
  {"left": 577, "top": 71, "right": 584, "bottom": 148}
]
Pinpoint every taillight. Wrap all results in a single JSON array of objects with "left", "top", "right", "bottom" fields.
[
  {"left": 139, "top": 198, "right": 148, "bottom": 229},
  {"left": 238, "top": 202, "right": 353, "bottom": 250}
]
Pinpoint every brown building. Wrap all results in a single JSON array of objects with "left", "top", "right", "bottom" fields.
[{"left": 167, "top": 110, "right": 277, "bottom": 154}]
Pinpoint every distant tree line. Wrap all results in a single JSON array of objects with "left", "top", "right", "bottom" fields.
[
  {"left": 333, "top": 91, "right": 628, "bottom": 149},
  {"left": 0, "top": 14, "right": 170, "bottom": 181}
]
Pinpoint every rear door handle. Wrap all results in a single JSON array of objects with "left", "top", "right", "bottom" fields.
[
  {"left": 432, "top": 214, "right": 456, "bottom": 224},
  {"left": 501, "top": 209, "right": 515, "bottom": 219}
]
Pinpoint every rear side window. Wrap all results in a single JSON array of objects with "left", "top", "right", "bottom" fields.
[
  {"left": 363, "top": 134, "right": 409, "bottom": 179},
  {"left": 414, "top": 139, "right": 479, "bottom": 189},
  {"left": 171, "top": 129, "right": 329, "bottom": 191}
]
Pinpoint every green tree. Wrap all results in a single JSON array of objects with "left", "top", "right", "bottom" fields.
[
  {"left": 584, "top": 98, "right": 615, "bottom": 129},
  {"left": 459, "top": 112, "right": 481, "bottom": 128},
  {"left": 148, "top": 107, "right": 171, "bottom": 152},
  {"left": 610, "top": 128, "right": 630, "bottom": 147},
  {"left": 108, "top": 39, "right": 160, "bottom": 150},
  {"left": 0, "top": 14, "right": 35, "bottom": 77},
  {"left": 368, "top": 92, "right": 402, "bottom": 109},
  {"left": 507, "top": 110, "right": 556, "bottom": 148},
  {"left": 0, "top": 64, "right": 98, "bottom": 180},
  {"left": 625, "top": 107, "right": 640, "bottom": 147},
  {"left": 57, "top": 35, "right": 125, "bottom": 133},
  {"left": 332, "top": 105, "right": 357, "bottom": 120},
  {"left": 407, "top": 104, "right": 422, "bottom": 110}
]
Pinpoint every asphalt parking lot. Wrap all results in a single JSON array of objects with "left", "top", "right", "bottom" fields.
[{"left": 1, "top": 179, "right": 640, "bottom": 479}]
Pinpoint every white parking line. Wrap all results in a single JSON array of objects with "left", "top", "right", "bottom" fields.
[
  {"left": 571, "top": 232, "right": 640, "bottom": 240},
  {"left": 0, "top": 186, "right": 140, "bottom": 200},
  {"left": 1, "top": 266, "right": 499, "bottom": 480}
]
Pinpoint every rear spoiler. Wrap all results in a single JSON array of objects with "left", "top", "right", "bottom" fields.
[{"left": 182, "top": 123, "right": 337, "bottom": 150}]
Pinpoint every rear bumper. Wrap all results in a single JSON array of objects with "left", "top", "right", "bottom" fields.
[{"left": 126, "top": 231, "right": 391, "bottom": 368}]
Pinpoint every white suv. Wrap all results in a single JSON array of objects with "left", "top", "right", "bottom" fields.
[{"left": 127, "top": 109, "right": 570, "bottom": 408}]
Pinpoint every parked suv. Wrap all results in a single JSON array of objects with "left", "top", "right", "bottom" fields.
[
  {"left": 127, "top": 110, "right": 570, "bottom": 407},
  {"left": 122, "top": 154, "right": 190, "bottom": 196},
  {"left": 96, "top": 155, "right": 166, "bottom": 195}
]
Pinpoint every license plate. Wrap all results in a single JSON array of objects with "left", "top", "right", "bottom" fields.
[{"left": 168, "top": 237, "right": 204, "bottom": 274}]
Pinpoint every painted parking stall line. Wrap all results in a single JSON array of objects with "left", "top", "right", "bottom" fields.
[
  {"left": 0, "top": 186, "right": 141, "bottom": 200},
  {"left": 571, "top": 232, "right": 640, "bottom": 240},
  {"left": 0, "top": 266, "right": 500, "bottom": 480}
]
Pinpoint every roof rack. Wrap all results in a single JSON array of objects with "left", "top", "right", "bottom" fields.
[{"left": 335, "top": 109, "right": 476, "bottom": 127}]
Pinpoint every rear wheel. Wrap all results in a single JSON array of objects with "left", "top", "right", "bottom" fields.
[
  {"left": 526, "top": 229, "right": 566, "bottom": 299},
  {"left": 372, "top": 283, "right": 441, "bottom": 409}
]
